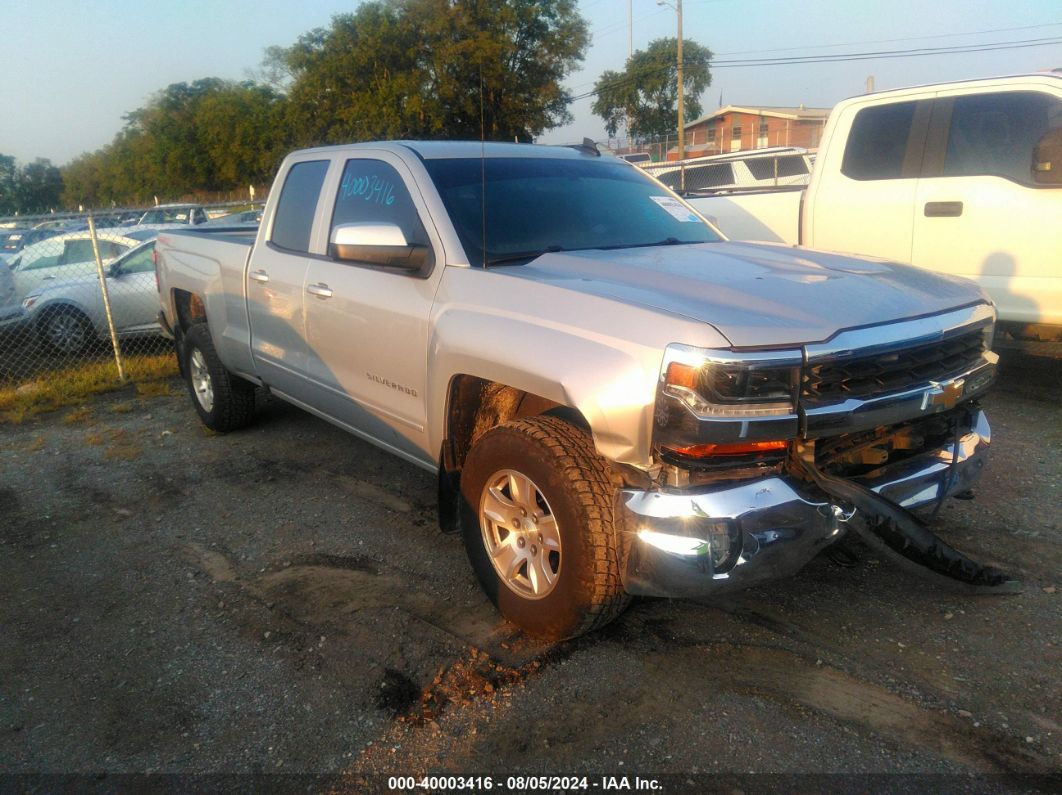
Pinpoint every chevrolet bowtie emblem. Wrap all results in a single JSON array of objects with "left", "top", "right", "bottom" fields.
[{"left": 922, "top": 379, "right": 965, "bottom": 411}]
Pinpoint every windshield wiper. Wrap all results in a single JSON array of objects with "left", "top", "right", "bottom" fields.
[
  {"left": 597, "top": 237, "right": 711, "bottom": 250},
  {"left": 485, "top": 244, "right": 566, "bottom": 266}
]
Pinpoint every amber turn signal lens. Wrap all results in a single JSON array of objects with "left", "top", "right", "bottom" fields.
[
  {"left": 666, "top": 440, "right": 788, "bottom": 458},
  {"left": 665, "top": 361, "right": 700, "bottom": 389}
]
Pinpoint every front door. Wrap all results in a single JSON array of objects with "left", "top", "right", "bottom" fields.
[{"left": 302, "top": 154, "right": 440, "bottom": 464}]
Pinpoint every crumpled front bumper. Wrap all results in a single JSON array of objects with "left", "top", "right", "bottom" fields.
[{"left": 620, "top": 410, "right": 991, "bottom": 598}]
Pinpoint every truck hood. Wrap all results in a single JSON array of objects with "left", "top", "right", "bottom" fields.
[{"left": 498, "top": 241, "right": 989, "bottom": 348}]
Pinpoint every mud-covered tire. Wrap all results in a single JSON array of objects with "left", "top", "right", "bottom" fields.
[
  {"left": 182, "top": 323, "right": 255, "bottom": 432},
  {"left": 460, "top": 416, "right": 631, "bottom": 640}
]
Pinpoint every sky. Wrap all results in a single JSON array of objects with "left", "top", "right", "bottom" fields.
[{"left": 2, "top": 0, "right": 1060, "bottom": 165}]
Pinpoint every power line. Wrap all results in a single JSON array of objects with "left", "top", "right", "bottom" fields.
[
  {"left": 715, "top": 22, "right": 1062, "bottom": 56},
  {"left": 569, "top": 36, "right": 1062, "bottom": 101}
]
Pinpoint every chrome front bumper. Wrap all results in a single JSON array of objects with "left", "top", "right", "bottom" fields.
[{"left": 620, "top": 410, "right": 991, "bottom": 598}]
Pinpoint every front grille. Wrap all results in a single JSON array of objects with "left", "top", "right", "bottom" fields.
[{"left": 803, "top": 329, "right": 985, "bottom": 403}]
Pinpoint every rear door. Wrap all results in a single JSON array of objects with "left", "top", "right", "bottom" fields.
[
  {"left": 911, "top": 89, "right": 1062, "bottom": 327},
  {"left": 301, "top": 152, "right": 442, "bottom": 464},
  {"left": 806, "top": 98, "right": 932, "bottom": 263},
  {"left": 246, "top": 158, "right": 329, "bottom": 398}
]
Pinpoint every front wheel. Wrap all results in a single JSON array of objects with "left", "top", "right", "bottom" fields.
[
  {"left": 460, "top": 416, "right": 630, "bottom": 640},
  {"left": 182, "top": 323, "right": 255, "bottom": 432},
  {"left": 40, "top": 308, "right": 94, "bottom": 354}
]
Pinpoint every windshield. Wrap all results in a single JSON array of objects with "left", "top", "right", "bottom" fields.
[
  {"left": 422, "top": 156, "right": 721, "bottom": 266},
  {"left": 140, "top": 208, "right": 193, "bottom": 224}
]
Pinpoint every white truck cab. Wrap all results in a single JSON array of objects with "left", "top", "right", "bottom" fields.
[{"left": 691, "top": 74, "right": 1062, "bottom": 345}]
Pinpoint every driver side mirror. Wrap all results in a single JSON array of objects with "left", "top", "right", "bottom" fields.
[
  {"left": 1033, "top": 128, "right": 1062, "bottom": 185},
  {"left": 329, "top": 223, "right": 431, "bottom": 271}
]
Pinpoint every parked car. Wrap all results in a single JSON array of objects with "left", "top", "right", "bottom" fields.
[
  {"left": 6, "top": 228, "right": 158, "bottom": 304},
  {"left": 155, "top": 141, "right": 1007, "bottom": 640},
  {"left": 0, "top": 227, "right": 61, "bottom": 256},
  {"left": 644, "top": 146, "right": 813, "bottom": 192},
  {"left": 21, "top": 239, "right": 161, "bottom": 353},
  {"left": 688, "top": 73, "right": 1062, "bottom": 345},
  {"left": 0, "top": 255, "right": 20, "bottom": 333},
  {"left": 617, "top": 152, "right": 652, "bottom": 165},
  {"left": 137, "top": 204, "right": 209, "bottom": 226},
  {"left": 202, "top": 208, "right": 261, "bottom": 226}
]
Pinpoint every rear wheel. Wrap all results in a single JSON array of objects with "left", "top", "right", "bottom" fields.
[
  {"left": 460, "top": 416, "right": 630, "bottom": 640},
  {"left": 182, "top": 323, "right": 255, "bottom": 432},
  {"left": 41, "top": 308, "right": 93, "bottom": 354}
]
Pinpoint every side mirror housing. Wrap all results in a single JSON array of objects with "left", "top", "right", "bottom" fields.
[
  {"left": 329, "top": 223, "right": 431, "bottom": 271},
  {"left": 1033, "top": 128, "right": 1062, "bottom": 186}
]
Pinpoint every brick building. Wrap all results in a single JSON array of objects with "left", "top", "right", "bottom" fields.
[{"left": 674, "top": 105, "right": 830, "bottom": 159}]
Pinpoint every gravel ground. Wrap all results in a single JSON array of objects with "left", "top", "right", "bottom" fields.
[{"left": 0, "top": 352, "right": 1059, "bottom": 790}]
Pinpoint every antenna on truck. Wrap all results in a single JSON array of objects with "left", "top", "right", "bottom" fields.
[{"left": 479, "top": 63, "right": 488, "bottom": 269}]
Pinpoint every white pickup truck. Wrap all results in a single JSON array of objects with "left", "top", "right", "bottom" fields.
[
  {"left": 689, "top": 74, "right": 1062, "bottom": 346},
  {"left": 155, "top": 141, "right": 1012, "bottom": 639}
]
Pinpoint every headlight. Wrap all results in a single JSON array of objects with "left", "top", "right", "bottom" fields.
[
  {"left": 661, "top": 344, "right": 802, "bottom": 419},
  {"left": 21, "top": 295, "right": 39, "bottom": 310}
]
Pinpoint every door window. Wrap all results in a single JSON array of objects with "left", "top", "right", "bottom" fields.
[
  {"left": 330, "top": 159, "right": 429, "bottom": 250},
  {"left": 943, "top": 91, "right": 1062, "bottom": 185},
  {"left": 271, "top": 159, "right": 329, "bottom": 253},
  {"left": 841, "top": 101, "right": 918, "bottom": 180},
  {"left": 118, "top": 244, "right": 156, "bottom": 274}
]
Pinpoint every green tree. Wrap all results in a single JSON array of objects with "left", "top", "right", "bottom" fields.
[
  {"left": 592, "top": 38, "right": 712, "bottom": 139},
  {"left": 0, "top": 155, "right": 18, "bottom": 215},
  {"left": 17, "top": 158, "right": 64, "bottom": 213},
  {"left": 274, "top": 0, "right": 589, "bottom": 145},
  {"left": 61, "top": 79, "right": 290, "bottom": 207}
]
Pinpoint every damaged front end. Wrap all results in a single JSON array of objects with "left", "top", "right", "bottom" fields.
[{"left": 620, "top": 304, "right": 1018, "bottom": 598}]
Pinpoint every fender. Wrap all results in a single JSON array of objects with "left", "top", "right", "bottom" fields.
[{"left": 426, "top": 267, "right": 730, "bottom": 469}]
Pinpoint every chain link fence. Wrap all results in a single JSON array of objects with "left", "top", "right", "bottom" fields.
[{"left": 0, "top": 205, "right": 261, "bottom": 402}]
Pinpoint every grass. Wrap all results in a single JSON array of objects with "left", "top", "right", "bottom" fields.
[{"left": 0, "top": 353, "right": 179, "bottom": 424}]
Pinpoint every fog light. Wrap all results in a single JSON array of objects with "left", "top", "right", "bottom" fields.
[{"left": 638, "top": 517, "right": 740, "bottom": 571}]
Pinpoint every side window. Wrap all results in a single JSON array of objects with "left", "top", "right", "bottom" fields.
[
  {"left": 21, "top": 253, "right": 60, "bottom": 271},
  {"left": 841, "top": 101, "right": 917, "bottom": 180},
  {"left": 330, "top": 159, "right": 429, "bottom": 251},
  {"left": 271, "top": 159, "right": 329, "bottom": 253},
  {"left": 944, "top": 91, "right": 1062, "bottom": 185},
  {"left": 61, "top": 239, "right": 89, "bottom": 264},
  {"left": 119, "top": 244, "right": 155, "bottom": 274}
]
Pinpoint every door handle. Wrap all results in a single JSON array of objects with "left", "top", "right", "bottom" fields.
[
  {"left": 42, "top": 275, "right": 55, "bottom": 280},
  {"left": 306, "top": 282, "right": 333, "bottom": 299},
  {"left": 248, "top": 269, "right": 269, "bottom": 283},
  {"left": 924, "top": 201, "right": 963, "bottom": 218}
]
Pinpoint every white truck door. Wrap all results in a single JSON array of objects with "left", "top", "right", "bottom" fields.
[
  {"left": 806, "top": 99, "right": 931, "bottom": 264},
  {"left": 911, "top": 89, "right": 1062, "bottom": 329},
  {"left": 247, "top": 158, "right": 329, "bottom": 398},
  {"left": 301, "top": 153, "right": 441, "bottom": 466}
]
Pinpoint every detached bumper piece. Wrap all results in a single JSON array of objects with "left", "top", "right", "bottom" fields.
[
  {"left": 798, "top": 455, "right": 1020, "bottom": 594},
  {"left": 621, "top": 409, "right": 1018, "bottom": 598}
]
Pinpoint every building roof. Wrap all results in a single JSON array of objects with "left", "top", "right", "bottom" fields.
[{"left": 685, "top": 105, "right": 831, "bottom": 129}]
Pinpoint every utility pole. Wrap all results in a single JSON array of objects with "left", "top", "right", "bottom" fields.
[
  {"left": 626, "top": 0, "right": 633, "bottom": 151},
  {"left": 677, "top": 0, "right": 684, "bottom": 167},
  {"left": 658, "top": 0, "right": 685, "bottom": 186}
]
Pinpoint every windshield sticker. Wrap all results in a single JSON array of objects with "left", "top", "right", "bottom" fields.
[{"left": 650, "top": 195, "right": 700, "bottom": 222}]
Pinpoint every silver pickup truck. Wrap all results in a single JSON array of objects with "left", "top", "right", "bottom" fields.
[{"left": 155, "top": 141, "right": 1008, "bottom": 640}]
